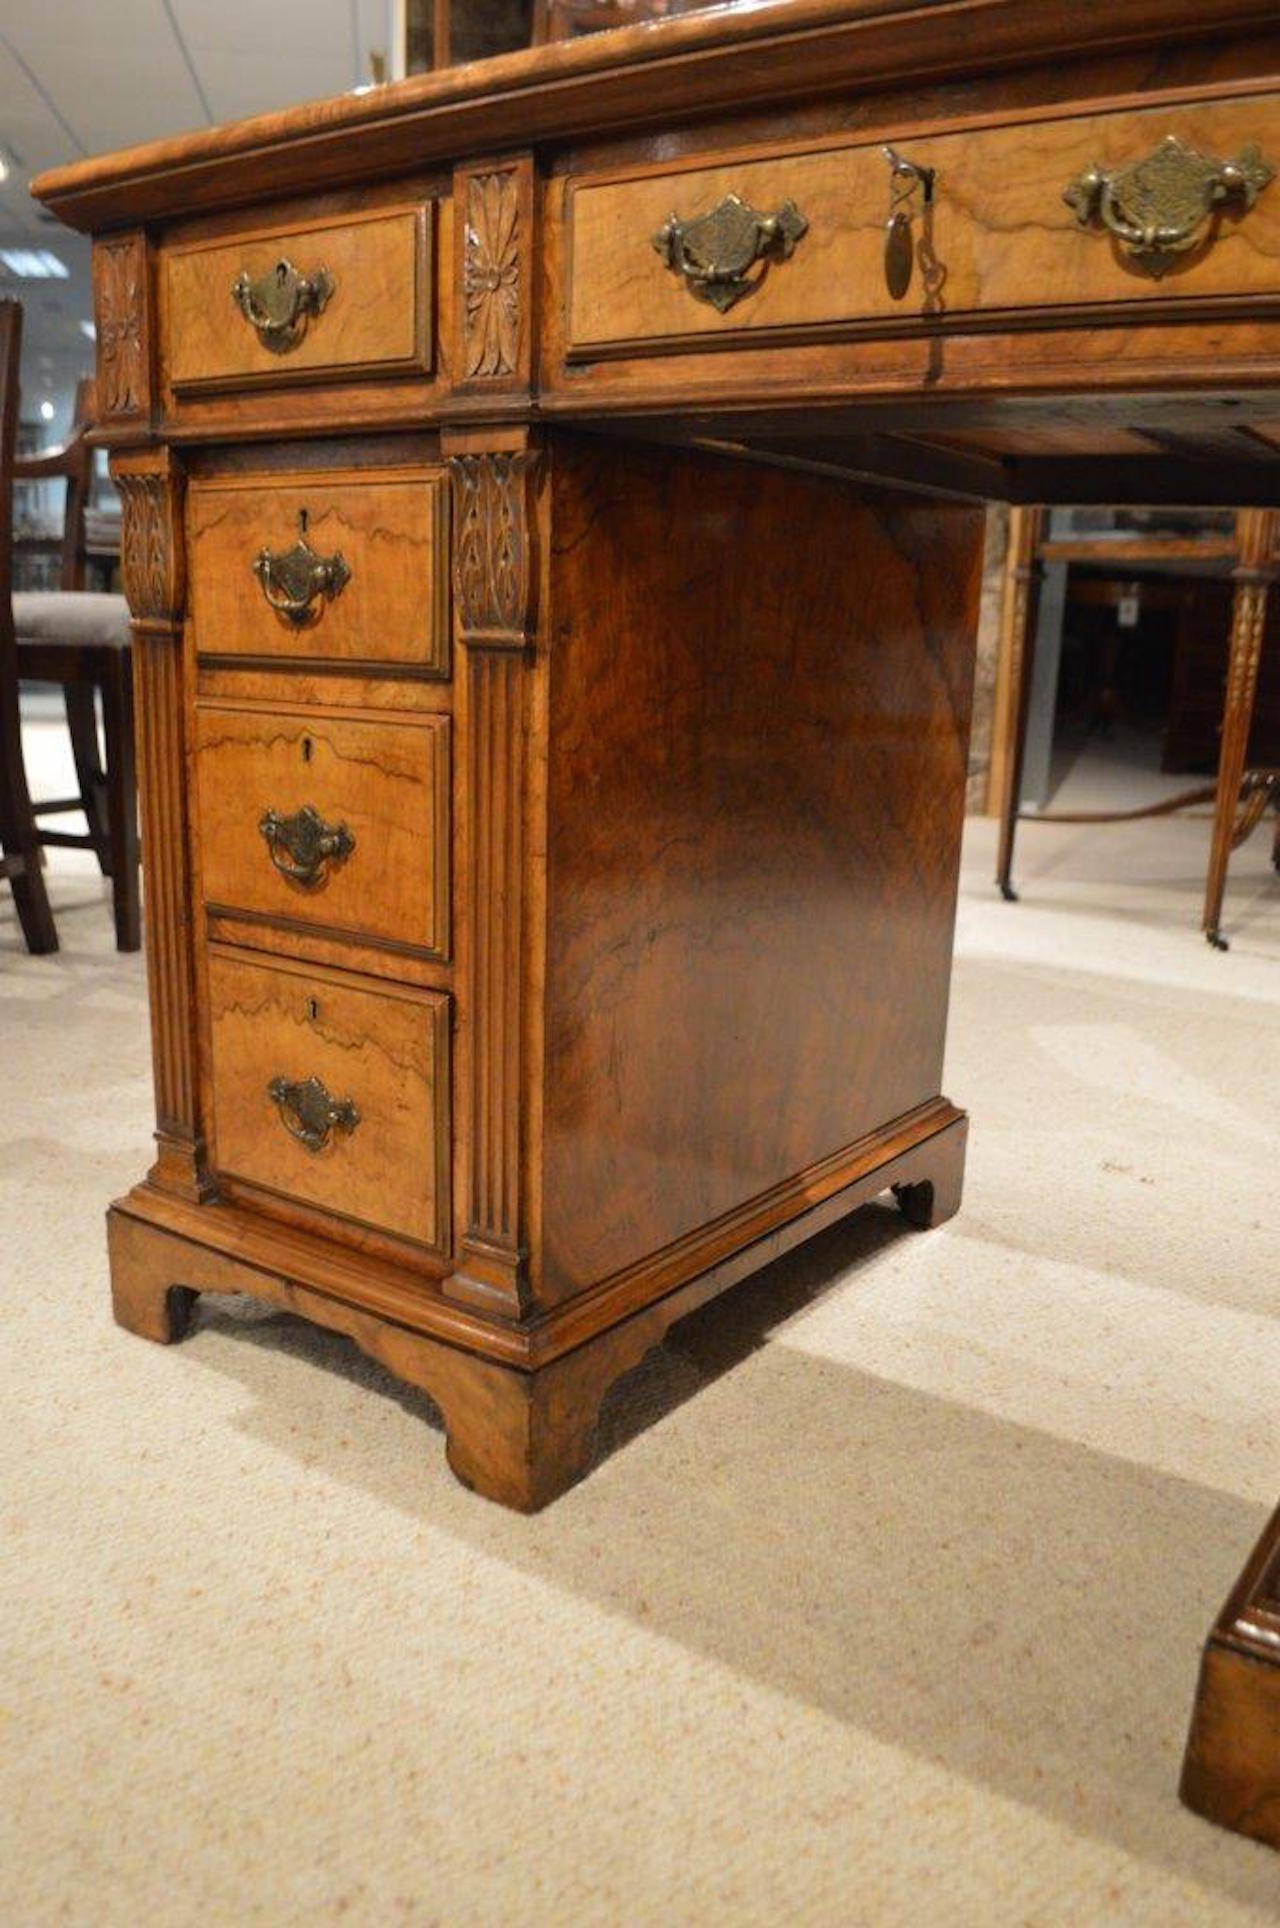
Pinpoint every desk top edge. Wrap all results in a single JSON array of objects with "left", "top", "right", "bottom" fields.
[{"left": 31, "top": 0, "right": 1280, "bottom": 232}]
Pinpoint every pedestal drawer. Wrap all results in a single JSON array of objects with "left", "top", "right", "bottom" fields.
[
  {"left": 208, "top": 950, "right": 450, "bottom": 1252},
  {"left": 196, "top": 704, "right": 450, "bottom": 958},
  {"left": 567, "top": 91, "right": 1280, "bottom": 352},
  {"left": 164, "top": 205, "right": 432, "bottom": 393},
  {"left": 188, "top": 467, "right": 450, "bottom": 673}
]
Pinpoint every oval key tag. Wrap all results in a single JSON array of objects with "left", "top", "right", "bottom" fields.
[{"left": 884, "top": 210, "right": 914, "bottom": 301}]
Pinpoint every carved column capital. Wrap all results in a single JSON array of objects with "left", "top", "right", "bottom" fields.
[
  {"left": 111, "top": 447, "right": 186, "bottom": 626},
  {"left": 448, "top": 444, "right": 540, "bottom": 650}
]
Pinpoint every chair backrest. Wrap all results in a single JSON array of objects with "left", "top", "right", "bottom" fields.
[
  {"left": 0, "top": 298, "right": 21, "bottom": 656},
  {"left": 11, "top": 361, "right": 95, "bottom": 593}
]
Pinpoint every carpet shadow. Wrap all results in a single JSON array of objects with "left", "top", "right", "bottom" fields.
[{"left": 186, "top": 1203, "right": 1278, "bottom": 1908}]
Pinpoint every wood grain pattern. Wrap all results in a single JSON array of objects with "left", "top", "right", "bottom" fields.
[
  {"left": 207, "top": 947, "right": 451, "bottom": 1251},
  {"left": 1203, "top": 506, "right": 1279, "bottom": 944},
  {"left": 92, "top": 231, "right": 152, "bottom": 426},
  {"left": 537, "top": 435, "right": 982, "bottom": 1303},
  {"left": 163, "top": 206, "right": 432, "bottom": 393},
  {"left": 194, "top": 704, "right": 450, "bottom": 957},
  {"left": 112, "top": 446, "right": 210, "bottom": 1200},
  {"left": 187, "top": 468, "right": 450, "bottom": 673},
  {"left": 568, "top": 93, "right": 1280, "bottom": 352}
]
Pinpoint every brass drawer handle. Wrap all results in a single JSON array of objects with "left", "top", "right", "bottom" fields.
[
  {"left": 231, "top": 256, "right": 335, "bottom": 351},
  {"left": 652, "top": 193, "right": 808, "bottom": 313},
  {"left": 267, "top": 1074, "right": 360, "bottom": 1153},
  {"left": 259, "top": 803, "right": 355, "bottom": 887},
  {"left": 1064, "top": 134, "right": 1274, "bottom": 277},
  {"left": 252, "top": 509, "right": 351, "bottom": 627}
]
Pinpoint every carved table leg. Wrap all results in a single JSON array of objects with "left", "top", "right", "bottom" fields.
[
  {"left": 1203, "top": 508, "right": 1278, "bottom": 951},
  {"left": 1182, "top": 1499, "right": 1280, "bottom": 1850},
  {"left": 892, "top": 1114, "right": 967, "bottom": 1228}
]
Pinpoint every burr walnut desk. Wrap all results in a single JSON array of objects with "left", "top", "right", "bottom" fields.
[{"left": 31, "top": 0, "right": 1280, "bottom": 1849}]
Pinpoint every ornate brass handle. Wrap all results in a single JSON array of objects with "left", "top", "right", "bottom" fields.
[
  {"left": 231, "top": 256, "right": 335, "bottom": 351},
  {"left": 259, "top": 803, "right": 355, "bottom": 887},
  {"left": 252, "top": 510, "right": 351, "bottom": 627},
  {"left": 652, "top": 193, "right": 808, "bottom": 313},
  {"left": 1064, "top": 135, "right": 1274, "bottom": 277},
  {"left": 267, "top": 1074, "right": 359, "bottom": 1153}
]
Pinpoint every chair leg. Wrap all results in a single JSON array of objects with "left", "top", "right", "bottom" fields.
[
  {"left": 101, "top": 651, "right": 140, "bottom": 953},
  {"left": 0, "top": 686, "right": 58, "bottom": 953},
  {"left": 64, "top": 681, "right": 111, "bottom": 874}
]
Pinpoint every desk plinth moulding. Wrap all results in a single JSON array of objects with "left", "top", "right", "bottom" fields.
[{"left": 30, "top": 0, "right": 1280, "bottom": 1847}]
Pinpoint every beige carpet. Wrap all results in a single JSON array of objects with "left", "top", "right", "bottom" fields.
[{"left": 4, "top": 719, "right": 1280, "bottom": 1926}]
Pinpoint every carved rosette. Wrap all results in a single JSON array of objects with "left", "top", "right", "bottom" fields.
[
  {"left": 92, "top": 232, "right": 150, "bottom": 423},
  {"left": 463, "top": 171, "right": 522, "bottom": 379}
]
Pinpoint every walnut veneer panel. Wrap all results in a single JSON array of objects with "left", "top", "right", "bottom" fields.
[
  {"left": 537, "top": 438, "right": 983, "bottom": 1303},
  {"left": 207, "top": 949, "right": 450, "bottom": 1251},
  {"left": 568, "top": 91, "right": 1280, "bottom": 350},
  {"left": 164, "top": 207, "right": 432, "bottom": 392},
  {"left": 195, "top": 705, "right": 450, "bottom": 958},
  {"left": 187, "top": 468, "right": 449, "bottom": 672}
]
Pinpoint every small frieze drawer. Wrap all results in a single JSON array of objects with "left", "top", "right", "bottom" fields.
[
  {"left": 163, "top": 205, "right": 432, "bottom": 393},
  {"left": 187, "top": 467, "right": 450, "bottom": 674},
  {"left": 207, "top": 949, "right": 451, "bottom": 1252},
  {"left": 195, "top": 704, "right": 450, "bottom": 959}
]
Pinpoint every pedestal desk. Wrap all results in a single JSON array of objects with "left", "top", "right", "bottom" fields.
[{"left": 32, "top": 0, "right": 1280, "bottom": 1849}]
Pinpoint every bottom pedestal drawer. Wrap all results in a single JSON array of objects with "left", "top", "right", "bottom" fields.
[{"left": 207, "top": 949, "right": 450, "bottom": 1252}]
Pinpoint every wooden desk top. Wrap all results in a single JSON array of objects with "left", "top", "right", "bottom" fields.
[{"left": 31, "top": 0, "right": 1280, "bottom": 501}]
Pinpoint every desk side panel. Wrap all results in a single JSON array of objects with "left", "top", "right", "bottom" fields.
[{"left": 538, "top": 435, "right": 982, "bottom": 1306}]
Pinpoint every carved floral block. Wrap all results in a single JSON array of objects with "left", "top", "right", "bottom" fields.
[
  {"left": 114, "top": 452, "right": 185, "bottom": 622},
  {"left": 92, "top": 232, "right": 150, "bottom": 422},
  {"left": 464, "top": 172, "right": 522, "bottom": 378},
  {"left": 455, "top": 157, "right": 533, "bottom": 390}
]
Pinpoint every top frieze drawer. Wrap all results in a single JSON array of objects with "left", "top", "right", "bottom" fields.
[
  {"left": 566, "top": 92, "right": 1280, "bottom": 354},
  {"left": 162, "top": 205, "right": 432, "bottom": 394}
]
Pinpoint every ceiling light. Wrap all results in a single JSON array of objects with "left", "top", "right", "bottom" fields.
[
  {"left": 0, "top": 248, "right": 69, "bottom": 280},
  {"left": 39, "top": 399, "right": 54, "bottom": 421},
  {"left": 0, "top": 143, "right": 20, "bottom": 184}
]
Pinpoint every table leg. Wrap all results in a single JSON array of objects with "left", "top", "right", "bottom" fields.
[
  {"left": 1203, "top": 508, "right": 1278, "bottom": 951},
  {"left": 1183, "top": 1500, "right": 1280, "bottom": 1848},
  {"left": 994, "top": 505, "right": 1045, "bottom": 902}
]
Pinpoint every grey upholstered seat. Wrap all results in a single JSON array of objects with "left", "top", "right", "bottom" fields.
[{"left": 12, "top": 590, "right": 131, "bottom": 649}]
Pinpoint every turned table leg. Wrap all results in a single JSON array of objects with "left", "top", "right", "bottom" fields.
[
  {"left": 1203, "top": 508, "right": 1278, "bottom": 951},
  {"left": 994, "top": 505, "right": 1045, "bottom": 904}
]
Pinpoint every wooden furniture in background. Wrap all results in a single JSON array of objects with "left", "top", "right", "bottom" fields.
[
  {"left": 29, "top": 0, "right": 1280, "bottom": 1845},
  {"left": 0, "top": 300, "right": 57, "bottom": 953},
  {"left": 993, "top": 510, "right": 1280, "bottom": 945},
  {"left": 11, "top": 369, "right": 138, "bottom": 950}
]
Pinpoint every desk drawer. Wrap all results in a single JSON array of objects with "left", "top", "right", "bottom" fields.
[
  {"left": 188, "top": 468, "right": 449, "bottom": 673},
  {"left": 208, "top": 950, "right": 450, "bottom": 1251},
  {"left": 196, "top": 705, "right": 450, "bottom": 958},
  {"left": 164, "top": 206, "right": 431, "bottom": 393},
  {"left": 567, "top": 92, "right": 1280, "bottom": 352}
]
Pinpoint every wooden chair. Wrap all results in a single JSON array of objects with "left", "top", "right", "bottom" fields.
[
  {"left": 10, "top": 346, "right": 138, "bottom": 950},
  {"left": 0, "top": 299, "right": 58, "bottom": 953}
]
